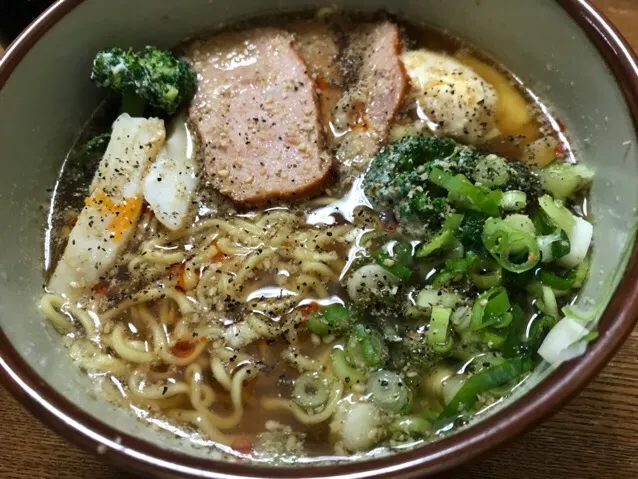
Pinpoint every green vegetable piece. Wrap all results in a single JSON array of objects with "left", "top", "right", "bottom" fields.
[
  {"left": 416, "top": 230, "right": 456, "bottom": 258},
  {"left": 504, "top": 214, "right": 536, "bottom": 236},
  {"left": 91, "top": 46, "right": 197, "bottom": 115},
  {"left": 572, "top": 255, "right": 591, "bottom": 289},
  {"left": 429, "top": 253, "right": 478, "bottom": 287},
  {"left": 416, "top": 288, "right": 462, "bottom": 310},
  {"left": 391, "top": 416, "right": 432, "bottom": 438},
  {"left": 500, "top": 190, "right": 527, "bottom": 211},
  {"left": 456, "top": 212, "right": 486, "bottom": 252},
  {"left": 330, "top": 348, "right": 367, "bottom": 385},
  {"left": 472, "top": 154, "right": 511, "bottom": 187},
  {"left": 346, "top": 324, "right": 389, "bottom": 370},
  {"left": 363, "top": 136, "right": 458, "bottom": 230},
  {"left": 536, "top": 230, "right": 571, "bottom": 263},
  {"left": 471, "top": 287, "right": 511, "bottom": 331},
  {"left": 469, "top": 257, "right": 503, "bottom": 289},
  {"left": 374, "top": 250, "right": 413, "bottom": 280},
  {"left": 551, "top": 230, "right": 571, "bottom": 259},
  {"left": 541, "top": 161, "right": 594, "bottom": 200},
  {"left": 293, "top": 372, "right": 331, "bottom": 408},
  {"left": 438, "top": 356, "right": 533, "bottom": 422},
  {"left": 393, "top": 242, "right": 414, "bottom": 267},
  {"left": 526, "top": 314, "right": 558, "bottom": 353},
  {"left": 429, "top": 167, "right": 501, "bottom": 217},
  {"left": 444, "top": 213, "right": 465, "bottom": 230},
  {"left": 538, "top": 195, "right": 576, "bottom": 234},
  {"left": 445, "top": 253, "right": 478, "bottom": 273},
  {"left": 306, "top": 304, "right": 352, "bottom": 337},
  {"left": 416, "top": 214, "right": 465, "bottom": 258},
  {"left": 536, "top": 285, "right": 558, "bottom": 317},
  {"left": 364, "top": 136, "right": 541, "bottom": 232},
  {"left": 480, "top": 330, "right": 508, "bottom": 349},
  {"left": 427, "top": 307, "right": 453, "bottom": 351},
  {"left": 367, "top": 370, "right": 412, "bottom": 414},
  {"left": 482, "top": 218, "right": 541, "bottom": 273},
  {"left": 536, "top": 269, "right": 575, "bottom": 290}
]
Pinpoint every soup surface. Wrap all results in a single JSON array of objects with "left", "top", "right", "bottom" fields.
[{"left": 41, "top": 10, "right": 594, "bottom": 463}]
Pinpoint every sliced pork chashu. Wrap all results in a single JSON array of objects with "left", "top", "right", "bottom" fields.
[
  {"left": 332, "top": 22, "right": 409, "bottom": 178},
  {"left": 187, "top": 28, "right": 333, "bottom": 206}
]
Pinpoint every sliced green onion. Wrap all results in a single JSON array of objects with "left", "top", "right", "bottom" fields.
[
  {"left": 469, "top": 258, "right": 503, "bottom": 289},
  {"left": 558, "top": 215, "right": 593, "bottom": 269},
  {"left": 416, "top": 230, "right": 456, "bottom": 258},
  {"left": 504, "top": 214, "right": 536, "bottom": 236},
  {"left": 432, "top": 337, "right": 454, "bottom": 354},
  {"left": 500, "top": 190, "right": 527, "bottom": 211},
  {"left": 536, "top": 285, "right": 558, "bottom": 317},
  {"left": 480, "top": 330, "right": 507, "bottom": 349},
  {"left": 539, "top": 195, "right": 576, "bottom": 233},
  {"left": 537, "top": 317, "right": 588, "bottom": 364},
  {"left": 293, "top": 372, "right": 331, "bottom": 408},
  {"left": 488, "top": 189, "right": 504, "bottom": 206},
  {"left": 392, "top": 241, "right": 414, "bottom": 267},
  {"left": 472, "top": 154, "right": 511, "bottom": 187},
  {"left": 427, "top": 307, "right": 453, "bottom": 352},
  {"left": 541, "top": 161, "right": 594, "bottom": 200},
  {"left": 533, "top": 210, "right": 555, "bottom": 235},
  {"left": 471, "top": 287, "right": 511, "bottom": 331},
  {"left": 330, "top": 348, "right": 367, "bottom": 385},
  {"left": 572, "top": 255, "right": 591, "bottom": 289},
  {"left": 482, "top": 218, "right": 541, "bottom": 273},
  {"left": 358, "top": 228, "right": 385, "bottom": 247},
  {"left": 537, "top": 269, "right": 575, "bottom": 290},
  {"left": 416, "top": 288, "right": 462, "bottom": 310},
  {"left": 578, "top": 331, "right": 599, "bottom": 345},
  {"left": 445, "top": 252, "right": 478, "bottom": 273},
  {"left": 431, "top": 270, "right": 457, "bottom": 287},
  {"left": 346, "top": 324, "right": 389, "bottom": 370},
  {"left": 537, "top": 230, "right": 570, "bottom": 263},
  {"left": 366, "top": 370, "right": 411, "bottom": 414},
  {"left": 307, "top": 304, "right": 352, "bottom": 337},
  {"left": 444, "top": 213, "right": 465, "bottom": 230},
  {"left": 416, "top": 214, "right": 463, "bottom": 259},
  {"left": 429, "top": 167, "right": 500, "bottom": 216},
  {"left": 526, "top": 314, "right": 558, "bottom": 353},
  {"left": 450, "top": 306, "right": 472, "bottom": 332},
  {"left": 374, "top": 250, "right": 413, "bottom": 280},
  {"left": 438, "top": 356, "right": 533, "bottom": 422},
  {"left": 430, "top": 253, "right": 477, "bottom": 286},
  {"left": 391, "top": 416, "right": 432, "bottom": 438}
]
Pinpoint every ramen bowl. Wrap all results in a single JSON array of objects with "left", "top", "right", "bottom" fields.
[{"left": 1, "top": 0, "right": 638, "bottom": 477}]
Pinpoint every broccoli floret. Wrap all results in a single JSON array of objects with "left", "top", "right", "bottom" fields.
[
  {"left": 364, "top": 136, "right": 541, "bottom": 234},
  {"left": 457, "top": 212, "right": 486, "bottom": 252},
  {"left": 91, "top": 46, "right": 197, "bottom": 115},
  {"left": 364, "top": 137, "right": 459, "bottom": 232}
]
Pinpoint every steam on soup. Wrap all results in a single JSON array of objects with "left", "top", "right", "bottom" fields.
[{"left": 41, "top": 10, "right": 594, "bottom": 463}]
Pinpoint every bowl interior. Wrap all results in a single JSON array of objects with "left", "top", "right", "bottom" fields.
[{"left": 0, "top": 0, "right": 637, "bottom": 473}]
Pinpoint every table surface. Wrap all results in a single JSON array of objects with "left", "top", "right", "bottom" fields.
[{"left": 2, "top": 1, "right": 638, "bottom": 478}]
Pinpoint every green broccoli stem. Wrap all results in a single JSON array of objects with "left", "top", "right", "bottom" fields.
[{"left": 121, "top": 91, "right": 147, "bottom": 117}]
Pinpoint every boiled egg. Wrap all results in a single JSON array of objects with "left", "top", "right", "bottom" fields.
[{"left": 401, "top": 50, "right": 499, "bottom": 143}]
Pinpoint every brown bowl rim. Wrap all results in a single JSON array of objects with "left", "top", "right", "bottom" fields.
[{"left": 2, "top": 0, "right": 638, "bottom": 477}]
